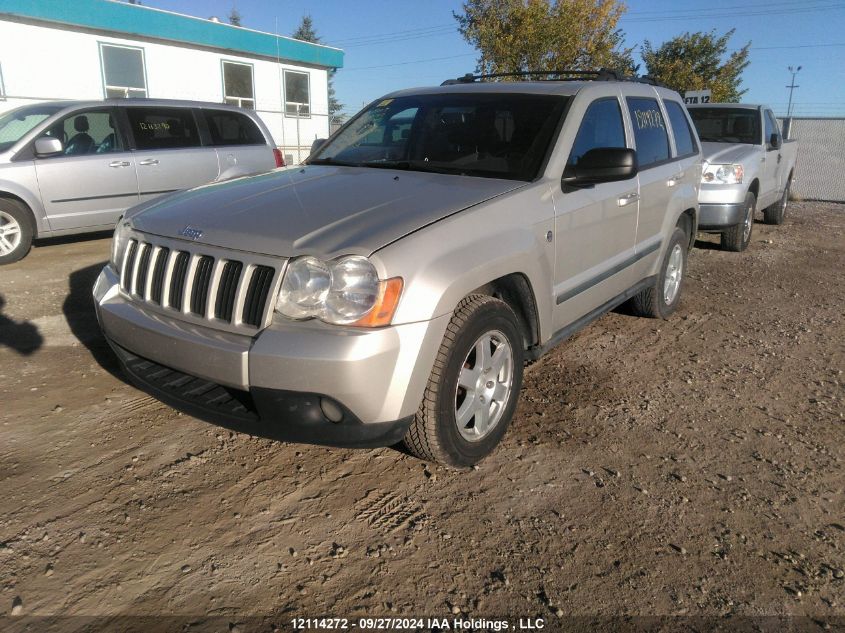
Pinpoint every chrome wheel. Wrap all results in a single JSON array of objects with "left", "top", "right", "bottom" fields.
[
  {"left": 0, "top": 210, "right": 22, "bottom": 256},
  {"left": 742, "top": 203, "right": 753, "bottom": 243},
  {"left": 663, "top": 244, "right": 683, "bottom": 305},
  {"left": 454, "top": 330, "right": 514, "bottom": 442}
]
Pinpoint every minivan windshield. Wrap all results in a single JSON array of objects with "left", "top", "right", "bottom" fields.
[
  {"left": 688, "top": 107, "right": 760, "bottom": 145},
  {"left": 0, "top": 104, "right": 62, "bottom": 153},
  {"left": 310, "top": 93, "right": 569, "bottom": 181}
]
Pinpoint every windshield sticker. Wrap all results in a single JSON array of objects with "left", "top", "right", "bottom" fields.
[
  {"left": 376, "top": 99, "right": 394, "bottom": 107},
  {"left": 634, "top": 109, "right": 665, "bottom": 130}
]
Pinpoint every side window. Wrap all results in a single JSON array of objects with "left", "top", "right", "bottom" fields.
[
  {"left": 764, "top": 111, "right": 780, "bottom": 147},
  {"left": 664, "top": 100, "right": 697, "bottom": 157},
  {"left": 42, "top": 110, "right": 123, "bottom": 156},
  {"left": 284, "top": 70, "right": 310, "bottom": 117},
  {"left": 204, "top": 110, "right": 265, "bottom": 146},
  {"left": 567, "top": 98, "right": 626, "bottom": 167},
  {"left": 222, "top": 61, "right": 255, "bottom": 109},
  {"left": 626, "top": 97, "right": 670, "bottom": 168},
  {"left": 100, "top": 44, "right": 147, "bottom": 98},
  {"left": 127, "top": 108, "right": 201, "bottom": 150}
]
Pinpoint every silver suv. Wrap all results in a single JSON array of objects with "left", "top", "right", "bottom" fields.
[
  {"left": 94, "top": 72, "right": 702, "bottom": 467},
  {"left": 0, "top": 99, "right": 280, "bottom": 264}
]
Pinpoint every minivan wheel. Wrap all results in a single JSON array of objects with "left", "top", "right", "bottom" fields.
[
  {"left": 629, "top": 226, "right": 688, "bottom": 319},
  {"left": 721, "top": 192, "right": 756, "bottom": 252},
  {"left": 764, "top": 177, "right": 790, "bottom": 225},
  {"left": 0, "top": 200, "right": 33, "bottom": 265},
  {"left": 402, "top": 294, "right": 524, "bottom": 468}
]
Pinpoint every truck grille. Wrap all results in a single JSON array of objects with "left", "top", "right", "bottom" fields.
[{"left": 120, "top": 238, "right": 280, "bottom": 332}]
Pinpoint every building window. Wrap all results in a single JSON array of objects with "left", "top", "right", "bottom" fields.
[
  {"left": 100, "top": 44, "right": 147, "bottom": 98},
  {"left": 222, "top": 61, "right": 255, "bottom": 109},
  {"left": 284, "top": 70, "right": 310, "bottom": 117}
]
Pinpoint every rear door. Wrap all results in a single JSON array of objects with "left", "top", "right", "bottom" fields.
[
  {"left": 201, "top": 109, "right": 275, "bottom": 177},
  {"left": 34, "top": 107, "right": 139, "bottom": 231},
  {"left": 124, "top": 106, "right": 219, "bottom": 204}
]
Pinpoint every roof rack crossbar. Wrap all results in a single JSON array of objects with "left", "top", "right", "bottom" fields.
[{"left": 440, "top": 68, "right": 668, "bottom": 88}]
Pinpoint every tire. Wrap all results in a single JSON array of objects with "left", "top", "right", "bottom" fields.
[
  {"left": 0, "top": 198, "right": 34, "bottom": 265},
  {"left": 721, "top": 192, "right": 756, "bottom": 252},
  {"left": 764, "top": 177, "right": 791, "bottom": 225},
  {"left": 629, "top": 226, "right": 688, "bottom": 319},
  {"left": 402, "top": 294, "right": 524, "bottom": 467}
]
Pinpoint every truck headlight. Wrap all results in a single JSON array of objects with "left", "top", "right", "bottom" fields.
[
  {"left": 702, "top": 163, "right": 743, "bottom": 185},
  {"left": 110, "top": 218, "right": 131, "bottom": 273},
  {"left": 276, "top": 255, "right": 403, "bottom": 327}
]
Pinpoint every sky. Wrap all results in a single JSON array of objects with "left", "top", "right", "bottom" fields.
[{"left": 150, "top": 0, "right": 845, "bottom": 118}]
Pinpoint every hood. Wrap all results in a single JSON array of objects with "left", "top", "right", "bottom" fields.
[
  {"left": 701, "top": 142, "right": 759, "bottom": 165},
  {"left": 128, "top": 166, "right": 524, "bottom": 258}
]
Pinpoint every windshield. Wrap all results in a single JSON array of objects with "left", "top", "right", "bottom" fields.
[
  {"left": 688, "top": 107, "right": 760, "bottom": 145},
  {"left": 0, "top": 105, "right": 62, "bottom": 153},
  {"left": 310, "top": 93, "right": 569, "bottom": 181}
]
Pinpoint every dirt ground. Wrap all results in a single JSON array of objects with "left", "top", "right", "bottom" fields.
[{"left": 0, "top": 201, "right": 843, "bottom": 632}]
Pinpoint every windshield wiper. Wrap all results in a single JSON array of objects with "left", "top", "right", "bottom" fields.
[
  {"left": 360, "top": 160, "right": 457, "bottom": 175},
  {"left": 307, "top": 157, "right": 360, "bottom": 167}
]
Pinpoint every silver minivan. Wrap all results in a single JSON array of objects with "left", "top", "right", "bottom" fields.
[{"left": 0, "top": 99, "right": 281, "bottom": 264}]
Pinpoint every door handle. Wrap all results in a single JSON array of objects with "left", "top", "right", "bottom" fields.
[
  {"left": 777, "top": 154, "right": 782, "bottom": 164},
  {"left": 109, "top": 160, "right": 130, "bottom": 168},
  {"left": 617, "top": 192, "right": 639, "bottom": 207},
  {"left": 139, "top": 159, "right": 159, "bottom": 166}
]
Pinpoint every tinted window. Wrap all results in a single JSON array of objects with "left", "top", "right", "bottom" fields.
[
  {"left": 204, "top": 110, "right": 265, "bottom": 145},
  {"left": 626, "top": 97, "right": 670, "bottom": 168},
  {"left": 222, "top": 61, "right": 254, "bottom": 109},
  {"left": 100, "top": 44, "right": 147, "bottom": 98},
  {"left": 568, "top": 98, "right": 626, "bottom": 167},
  {"left": 127, "top": 108, "right": 201, "bottom": 150},
  {"left": 688, "top": 108, "right": 760, "bottom": 145},
  {"left": 37, "top": 109, "right": 123, "bottom": 156},
  {"left": 285, "top": 70, "right": 310, "bottom": 117},
  {"left": 312, "top": 93, "right": 568, "bottom": 182},
  {"left": 664, "top": 100, "right": 697, "bottom": 157},
  {"left": 764, "top": 110, "right": 780, "bottom": 146}
]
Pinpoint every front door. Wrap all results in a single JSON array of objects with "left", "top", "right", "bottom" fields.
[
  {"left": 553, "top": 97, "right": 639, "bottom": 331},
  {"left": 34, "top": 108, "right": 139, "bottom": 231},
  {"left": 761, "top": 109, "right": 783, "bottom": 208}
]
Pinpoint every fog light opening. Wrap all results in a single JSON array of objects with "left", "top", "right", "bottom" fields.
[{"left": 320, "top": 397, "right": 344, "bottom": 423}]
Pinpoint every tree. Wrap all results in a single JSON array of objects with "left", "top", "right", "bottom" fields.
[
  {"left": 291, "top": 15, "right": 344, "bottom": 118},
  {"left": 454, "top": 0, "right": 635, "bottom": 77},
  {"left": 641, "top": 29, "right": 750, "bottom": 102},
  {"left": 228, "top": 8, "right": 242, "bottom": 27}
]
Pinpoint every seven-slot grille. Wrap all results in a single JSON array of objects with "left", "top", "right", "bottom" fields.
[{"left": 121, "top": 239, "right": 276, "bottom": 330}]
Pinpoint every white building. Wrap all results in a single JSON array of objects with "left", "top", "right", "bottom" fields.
[{"left": 0, "top": 0, "right": 344, "bottom": 164}]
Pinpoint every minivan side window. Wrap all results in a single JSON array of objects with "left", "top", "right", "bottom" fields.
[
  {"left": 567, "top": 98, "right": 626, "bottom": 167},
  {"left": 204, "top": 110, "right": 265, "bottom": 146},
  {"left": 127, "top": 108, "right": 201, "bottom": 150},
  {"left": 626, "top": 97, "right": 670, "bottom": 168},
  {"left": 41, "top": 109, "right": 124, "bottom": 156},
  {"left": 663, "top": 100, "right": 698, "bottom": 157}
]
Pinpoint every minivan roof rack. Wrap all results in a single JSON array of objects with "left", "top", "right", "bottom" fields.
[{"left": 440, "top": 69, "right": 667, "bottom": 88}]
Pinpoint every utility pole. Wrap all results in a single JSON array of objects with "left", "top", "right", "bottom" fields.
[{"left": 786, "top": 66, "right": 802, "bottom": 117}]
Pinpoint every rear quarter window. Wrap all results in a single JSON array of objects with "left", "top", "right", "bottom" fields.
[
  {"left": 203, "top": 110, "right": 266, "bottom": 146},
  {"left": 626, "top": 97, "right": 670, "bottom": 168},
  {"left": 127, "top": 107, "right": 201, "bottom": 150},
  {"left": 663, "top": 100, "right": 698, "bottom": 157}
]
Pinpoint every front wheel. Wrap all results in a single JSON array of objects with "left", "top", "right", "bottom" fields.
[
  {"left": 721, "top": 192, "right": 756, "bottom": 252},
  {"left": 402, "top": 294, "right": 524, "bottom": 467},
  {"left": 0, "top": 200, "right": 34, "bottom": 265},
  {"left": 629, "top": 226, "right": 689, "bottom": 319},
  {"left": 764, "top": 178, "right": 791, "bottom": 225}
]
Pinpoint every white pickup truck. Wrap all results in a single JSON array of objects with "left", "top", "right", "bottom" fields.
[{"left": 687, "top": 104, "right": 797, "bottom": 251}]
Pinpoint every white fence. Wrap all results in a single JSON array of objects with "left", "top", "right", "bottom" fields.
[{"left": 780, "top": 117, "right": 845, "bottom": 203}]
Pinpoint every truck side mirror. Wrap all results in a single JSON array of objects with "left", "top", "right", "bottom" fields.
[
  {"left": 34, "top": 136, "right": 64, "bottom": 157},
  {"left": 769, "top": 133, "right": 782, "bottom": 150},
  {"left": 310, "top": 138, "right": 327, "bottom": 156},
  {"left": 562, "top": 147, "right": 638, "bottom": 189}
]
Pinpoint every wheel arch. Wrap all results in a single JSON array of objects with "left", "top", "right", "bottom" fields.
[
  {"left": 0, "top": 188, "right": 44, "bottom": 237},
  {"left": 747, "top": 178, "right": 760, "bottom": 200},
  {"left": 469, "top": 273, "right": 540, "bottom": 350}
]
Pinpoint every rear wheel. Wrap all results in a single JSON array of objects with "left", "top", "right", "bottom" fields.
[
  {"left": 402, "top": 294, "right": 524, "bottom": 467},
  {"left": 721, "top": 192, "right": 755, "bottom": 252},
  {"left": 0, "top": 199, "right": 33, "bottom": 265},
  {"left": 629, "top": 227, "right": 688, "bottom": 319},
  {"left": 764, "top": 177, "right": 791, "bottom": 225}
]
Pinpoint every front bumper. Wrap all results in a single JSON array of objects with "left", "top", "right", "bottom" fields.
[
  {"left": 94, "top": 266, "right": 449, "bottom": 447},
  {"left": 698, "top": 202, "right": 746, "bottom": 231}
]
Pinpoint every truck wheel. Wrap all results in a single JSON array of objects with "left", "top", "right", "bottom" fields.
[
  {"left": 402, "top": 294, "right": 524, "bottom": 468},
  {"left": 0, "top": 199, "right": 34, "bottom": 265},
  {"left": 721, "top": 192, "right": 756, "bottom": 252},
  {"left": 764, "top": 177, "right": 790, "bottom": 225},
  {"left": 629, "top": 227, "right": 688, "bottom": 319}
]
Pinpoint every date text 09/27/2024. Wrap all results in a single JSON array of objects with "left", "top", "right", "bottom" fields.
[{"left": 291, "top": 617, "right": 547, "bottom": 630}]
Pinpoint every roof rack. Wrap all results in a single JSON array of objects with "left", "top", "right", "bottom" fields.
[{"left": 440, "top": 68, "right": 667, "bottom": 88}]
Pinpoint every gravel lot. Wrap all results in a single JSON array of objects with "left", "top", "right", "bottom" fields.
[{"left": 0, "top": 201, "right": 843, "bottom": 632}]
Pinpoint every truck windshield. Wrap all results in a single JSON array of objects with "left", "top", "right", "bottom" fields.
[
  {"left": 688, "top": 108, "right": 760, "bottom": 145},
  {"left": 309, "top": 93, "right": 569, "bottom": 181},
  {"left": 0, "top": 104, "right": 62, "bottom": 153}
]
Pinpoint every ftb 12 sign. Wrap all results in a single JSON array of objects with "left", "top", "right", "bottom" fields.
[{"left": 684, "top": 90, "right": 712, "bottom": 105}]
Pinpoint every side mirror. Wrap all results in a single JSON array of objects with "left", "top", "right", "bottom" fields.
[
  {"left": 34, "top": 137, "right": 64, "bottom": 157},
  {"left": 310, "top": 138, "right": 327, "bottom": 156},
  {"left": 769, "top": 133, "right": 782, "bottom": 149},
  {"left": 562, "top": 147, "right": 638, "bottom": 188}
]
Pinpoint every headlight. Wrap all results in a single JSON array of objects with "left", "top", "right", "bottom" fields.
[
  {"left": 276, "top": 255, "right": 403, "bottom": 327},
  {"left": 702, "top": 163, "right": 743, "bottom": 185},
  {"left": 110, "top": 218, "right": 131, "bottom": 272}
]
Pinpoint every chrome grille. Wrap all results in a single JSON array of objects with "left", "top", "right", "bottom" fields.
[{"left": 120, "top": 237, "right": 281, "bottom": 332}]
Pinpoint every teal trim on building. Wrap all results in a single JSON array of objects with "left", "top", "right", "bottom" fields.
[{"left": 0, "top": 0, "right": 344, "bottom": 69}]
